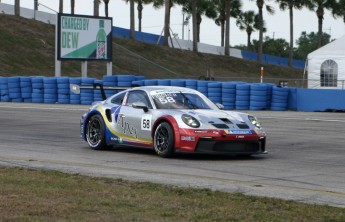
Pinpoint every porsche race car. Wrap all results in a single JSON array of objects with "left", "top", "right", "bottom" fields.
[{"left": 78, "top": 85, "right": 267, "bottom": 158}]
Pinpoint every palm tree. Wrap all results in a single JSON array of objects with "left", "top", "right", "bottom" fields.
[
  {"left": 124, "top": 0, "right": 154, "bottom": 32},
  {"left": 215, "top": 0, "right": 242, "bottom": 48},
  {"left": 236, "top": 10, "right": 262, "bottom": 51},
  {"left": 59, "top": 0, "right": 63, "bottom": 13},
  {"left": 332, "top": 0, "right": 345, "bottom": 24},
  {"left": 15, "top": 0, "right": 20, "bottom": 16},
  {"left": 305, "top": 0, "right": 337, "bottom": 48},
  {"left": 192, "top": 0, "right": 197, "bottom": 52},
  {"left": 130, "top": 0, "right": 135, "bottom": 40},
  {"left": 249, "top": 0, "right": 274, "bottom": 63},
  {"left": 71, "top": 0, "right": 75, "bottom": 15},
  {"left": 276, "top": 0, "right": 306, "bottom": 67},
  {"left": 94, "top": 0, "right": 100, "bottom": 16},
  {"left": 178, "top": 0, "right": 217, "bottom": 43},
  {"left": 164, "top": 0, "right": 171, "bottom": 46},
  {"left": 104, "top": 0, "right": 110, "bottom": 17},
  {"left": 224, "top": 0, "right": 231, "bottom": 56}
]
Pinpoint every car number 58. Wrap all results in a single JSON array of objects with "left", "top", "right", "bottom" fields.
[{"left": 141, "top": 114, "right": 152, "bottom": 130}]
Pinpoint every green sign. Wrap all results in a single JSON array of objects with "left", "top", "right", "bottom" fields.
[{"left": 57, "top": 14, "right": 112, "bottom": 61}]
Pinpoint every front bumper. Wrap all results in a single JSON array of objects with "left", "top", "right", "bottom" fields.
[
  {"left": 176, "top": 128, "right": 267, "bottom": 155},
  {"left": 195, "top": 137, "right": 266, "bottom": 154}
]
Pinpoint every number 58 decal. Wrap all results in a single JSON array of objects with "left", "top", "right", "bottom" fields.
[{"left": 141, "top": 114, "right": 152, "bottom": 131}]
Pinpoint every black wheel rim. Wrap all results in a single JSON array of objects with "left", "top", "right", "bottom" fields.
[
  {"left": 155, "top": 126, "right": 170, "bottom": 153},
  {"left": 87, "top": 117, "right": 102, "bottom": 147}
]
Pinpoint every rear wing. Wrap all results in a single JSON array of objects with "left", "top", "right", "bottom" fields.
[{"left": 70, "top": 83, "right": 131, "bottom": 100}]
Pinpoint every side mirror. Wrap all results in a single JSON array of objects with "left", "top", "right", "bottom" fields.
[
  {"left": 132, "top": 102, "right": 149, "bottom": 112},
  {"left": 216, "top": 103, "right": 224, "bottom": 110}
]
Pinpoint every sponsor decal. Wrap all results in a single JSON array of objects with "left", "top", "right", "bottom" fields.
[
  {"left": 181, "top": 136, "right": 195, "bottom": 141},
  {"left": 194, "top": 130, "right": 208, "bottom": 133},
  {"left": 117, "top": 115, "right": 138, "bottom": 138},
  {"left": 226, "top": 130, "right": 252, "bottom": 134}
]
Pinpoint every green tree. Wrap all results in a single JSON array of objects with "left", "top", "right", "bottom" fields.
[
  {"left": 249, "top": 0, "right": 274, "bottom": 63},
  {"left": 236, "top": 10, "right": 262, "bottom": 51},
  {"left": 304, "top": 0, "right": 337, "bottom": 48},
  {"left": 332, "top": 0, "right": 345, "bottom": 24},
  {"left": 215, "top": 0, "right": 242, "bottom": 48},
  {"left": 276, "top": 0, "right": 306, "bottom": 67},
  {"left": 177, "top": 0, "right": 217, "bottom": 43},
  {"left": 262, "top": 36, "right": 289, "bottom": 57},
  {"left": 294, "top": 31, "right": 331, "bottom": 60}
]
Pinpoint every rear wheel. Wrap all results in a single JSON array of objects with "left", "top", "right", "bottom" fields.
[
  {"left": 154, "top": 122, "right": 174, "bottom": 158},
  {"left": 86, "top": 114, "right": 107, "bottom": 150}
]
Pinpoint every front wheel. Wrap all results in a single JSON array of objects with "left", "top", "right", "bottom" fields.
[
  {"left": 86, "top": 114, "right": 107, "bottom": 150},
  {"left": 154, "top": 122, "right": 175, "bottom": 158}
]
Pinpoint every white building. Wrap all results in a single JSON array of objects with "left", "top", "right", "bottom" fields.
[{"left": 307, "top": 35, "right": 345, "bottom": 89}]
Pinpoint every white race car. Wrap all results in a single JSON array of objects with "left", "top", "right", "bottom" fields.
[{"left": 79, "top": 85, "right": 267, "bottom": 158}]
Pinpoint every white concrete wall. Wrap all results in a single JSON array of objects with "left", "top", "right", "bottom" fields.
[
  {"left": 169, "top": 38, "right": 244, "bottom": 59},
  {"left": 0, "top": 3, "right": 56, "bottom": 25}
]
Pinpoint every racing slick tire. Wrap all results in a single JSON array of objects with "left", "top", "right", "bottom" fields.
[
  {"left": 86, "top": 114, "right": 107, "bottom": 150},
  {"left": 154, "top": 122, "right": 175, "bottom": 158}
]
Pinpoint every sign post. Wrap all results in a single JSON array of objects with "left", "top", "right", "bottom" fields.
[{"left": 56, "top": 13, "right": 113, "bottom": 77}]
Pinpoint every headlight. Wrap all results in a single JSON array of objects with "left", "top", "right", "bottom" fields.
[
  {"left": 248, "top": 115, "right": 261, "bottom": 129},
  {"left": 182, "top": 114, "right": 200, "bottom": 128}
]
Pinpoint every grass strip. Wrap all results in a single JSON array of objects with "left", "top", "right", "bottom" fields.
[{"left": 0, "top": 167, "right": 344, "bottom": 222}]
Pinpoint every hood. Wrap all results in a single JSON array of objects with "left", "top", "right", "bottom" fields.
[{"left": 174, "top": 109, "right": 253, "bottom": 130}]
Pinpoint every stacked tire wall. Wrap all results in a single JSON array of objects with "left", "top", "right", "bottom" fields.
[{"left": 0, "top": 75, "right": 294, "bottom": 111}]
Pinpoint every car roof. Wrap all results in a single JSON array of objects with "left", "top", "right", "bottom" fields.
[{"left": 131, "top": 86, "right": 199, "bottom": 94}]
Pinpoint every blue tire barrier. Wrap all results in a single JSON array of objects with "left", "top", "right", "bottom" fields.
[
  {"left": 58, "top": 88, "right": 70, "bottom": 94},
  {"left": 11, "top": 98, "right": 23, "bottom": 103},
  {"left": 207, "top": 92, "right": 222, "bottom": 97},
  {"left": 185, "top": 80, "right": 197, "bottom": 89},
  {"left": 70, "top": 100, "right": 81, "bottom": 104},
  {"left": 249, "top": 84, "right": 269, "bottom": 110},
  {"left": 157, "top": 79, "right": 171, "bottom": 86},
  {"left": 32, "top": 83, "right": 44, "bottom": 88},
  {"left": 223, "top": 105, "right": 235, "bottom": 110},
  {"left": 43, "top": 77, "right": 57, "bottom": 84},
  {"left": 58, "top": 94, "right": 69, "bottom": 100},
  {"left": 44, "top": 94, "right": 58, "bottom": 100},
  {"left": 117, "top": 75, "right": 136, "bottom": 82},
  {"left": 236, "top": 83, "right": 250, "bottom": 91},
  {"left": 208, "top": 88, "right": 222, "bottom": 93},
  {"left": 44, "top": 99, "right": 57, "bottom": 104},
  {"left": 56, "top": 77, "right": 69, "bottom": 84},
  {"left": 222, "top": 88, "right": 236, "bottom": 94},
  {"left": 135, "top": 76, "right": 146, "bottom": 81},
  {"left": 196, "top": 86, "right": 207, "bottom": 95},
  {"left": 32, "top": 98, "right": 44, "bottom": 103},
  {"left": 270, "top": 86, "right": 289, "bottom": 110},
  {"left": 222, "top": 97, "right": 236, "bottom": 103},
  {"left": 71, "top": 94, "right": 82, "bottom": 100},
  {"left": 170, "top": 80, "right": 186, "bottom": 87},
  {"left": 208, "top": 97, "right": 222, "bottom": 104},
  {"left": 250, "top": 95, "right": 267, "bottom": 102},
  {"left": 117, "top": 81, "right": 132, "bottom": 87},
  {"left": 144, "top": 80, "right": 158, "bottom": 86},
  {"left": 132, "top": 80, "right": 144, "bottom": 86},
  {"left": 1, "top": 95, "right": 10, "bottom": 102},
  {"left": 69, "top": 77, "right": 82, "bottom": 84},
  {"left": 44, "top": 88, "right": 58, "bottom": 94},
  {"left": 8, "top": 77, "right": 20, "bottom": 83},
  {"left": 32, "top": 88, "right": 44, "bottom": 94},
  {"left": 236, "top": 90, "right": 250, "bottom": 96},
  {"left": 24, "top": 98, "right": 32, "bottom": 103},
  {"left": 20, "top": 81, "right": 31, "bottom": 87},
  {"left": 58, "top": 99, "right": 70, "bottom": 104},
  {"left": 0, "top": 77, "right": 9, "bottom": 100}
]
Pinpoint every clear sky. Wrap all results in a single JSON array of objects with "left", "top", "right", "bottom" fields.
[{"left": 2, "top": 0, "right": 345, "bottom": 47}]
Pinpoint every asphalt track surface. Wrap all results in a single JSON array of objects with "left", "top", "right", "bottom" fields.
[{"left": 1, "top": 102, "right": 344, "bottom": 208}]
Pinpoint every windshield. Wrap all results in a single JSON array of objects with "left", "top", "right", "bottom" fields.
[{"left": 151, "top": 91, "right": 211, "bottom": 109}]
